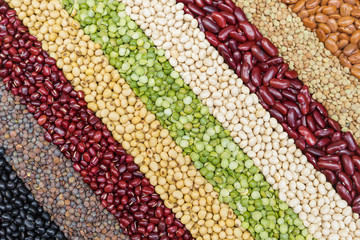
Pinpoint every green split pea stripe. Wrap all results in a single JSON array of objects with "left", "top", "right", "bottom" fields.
[{"left": 61, "top": 0, "right": 312, "bottom": 239}]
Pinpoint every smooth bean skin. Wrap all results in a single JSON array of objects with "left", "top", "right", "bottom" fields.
[
  {"left": 353, "top": 172, "right": 360, "bottom": 193},
  {"left": 324, "top": 170, "right": 338, "bottom": 185},
  {"left": 202, "top": 17, "right": 220, "bottom": 33},
  {"left": 287, "top": 108, "right": 297, "bottom": 128},
  {"left": 298, "top": 126, "right": 316, "bottom": 146},
  {"left": 263, "top": 66, "right": 277, "bottom": 86},
  {"left": 260, "top": 37, "right": 278, "bottom": 57},
  {"left": 239, "top": 21, "right": 255, "bottom": 41},
  {"left": 344, "top": 132, "right": 358, "bottom": 151},
  {"left": 269, "top": 78, "right": 291, "bottom": 89},
  {"left": 336, "top": 183, "right": 353, "bottom": 205},
  {"left": 338, "top": 171, "right": 354, "bottom": 192},
  {"left": 342, "top": 154, "right": 355, "bottom": 176},
  {"left": 259, "top": 86, "right": 275, "bottom": 106},
  {"left": 318, "top": 161, "right": 342, "bottom": 171},
  {"left": 326, "top": 140, "right": 348, "bottom": 154}
]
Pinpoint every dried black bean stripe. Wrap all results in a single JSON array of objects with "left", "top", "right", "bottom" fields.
[{"left": 0, "top": 147, "right": 67, "bottom": 240}]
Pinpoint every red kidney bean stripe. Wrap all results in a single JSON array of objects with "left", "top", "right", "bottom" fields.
[
  {"left": 0, "top": 2, "right": 192, "bottom": 239},
  {"left": 179, "top": 0, "right": 360, "bottom": 212}
]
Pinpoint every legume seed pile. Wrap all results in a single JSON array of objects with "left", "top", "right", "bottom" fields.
[{"left": 1, "top": 0, "right": 360, "bottom": 239}]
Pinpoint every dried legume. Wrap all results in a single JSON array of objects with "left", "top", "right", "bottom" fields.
[
  {"left": 121, "top": 0, "right": 360, "bottom": 239},
  {"left": 10, "top": 0, "right": 252, "bottom": 238},
  {"left": 65, "top": 0, "right": 310, "bottom": 239}
]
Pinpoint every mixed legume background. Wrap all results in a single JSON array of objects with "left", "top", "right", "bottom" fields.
[{"left": 0, "top": 0, "right": 360, "bottom": 239}]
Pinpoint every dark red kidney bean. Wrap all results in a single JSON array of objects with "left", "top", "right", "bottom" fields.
[
  {"left": 353, "top": 156, "right": 360, "bottom": 171},
  {"left": 266, "top": 56, "right": 283, "bottom": 66},
  {"left": 295, "top": 138, "right": 306, "bottom": 150},
  {"left": 316, "top": 102, "right": 328, "bottom": 118},
  {"left": 269, "top": 108, "right": 284, "bottom": 123},
  {"left": 324, "top": 170, "right": 337, "bottom": 185},
  {"left": 305, "top": 153, "right": 320, "bottom": 170},
  {"left": 224, "top": 0, "right": 237, "bottom": 9},
  {"left": 257, "top": 62, "right": 269, "bottom": 72},
  {"left": 222, "top": 51, "right": 236, "bottom": 69},
  {"left": 267, "top": 87, "right": 283, "bottom": 101},
  {"left": 218, "top": 25, "right": 237, "bottom": 41},
  {"left": 332, "top": 132, "right": 342, "bottom": 142},
  {"left": 239, "top": 21, "right": 255, "bottom": 41},
  {"left": 290, "top": 79, "right": 303, "bottom": 90},
  {"left": 250, "top": 66, "right": 261, "bottom": 87},
  {"left": 306, "top": 147, "right": 326, "bottom": 157},
  {"left": 238, "top": 41, "right": 255, "bottom": 51},
  {"left": 246, "top": 81, "right": 257, "bottom": 93},
  {"left": 229, "top": 31, "right": 246, "bottom": 42},
  {"left": 319, "top": 155, "right": 340, "bottom": 162},
  {"left": 284, "top": 70, "right": 298, "bottom": 79},
  {"left": 251, "top": 45, "right": 269, "bottom": 62},
  {"left": 177, "top": 0, "right": 194, "bottom": 4},
  {"left": 281, "top": 122, "right": 299, "bottom": 139},
  {"left": 318, "top": 161, "right": 342, "bottom": 171},
  {"left": 221, "top": 11, "right": 236, "bottom": 25},
  {"left": 336, "top": 183, "right": 353, "bottom": 205},
  {"left": 194, "top": 0, "right": 205, "bottom": 7},
  {"left": 263, "top": 66, "right": 277, "bottom": 87},
  {"left": 218, "top": 43, "right": 231, "bottom": 56},
  {"left": 338, "top": 171, "right": 353, "bottom": 192},
  {"left": 276, "top": 63, "right": 288, "bottom": 79},
  {"left": 269, "top": 79, "right": 290, "bottom": 89},
  {"left": 306, "top": 115, "right": 317, "bottom": 132},
  {"left": 205, "top": 31, "right": 220, "bottom": 47},
  {"left": 297, "top": 93, "right": 310, "bottom": 115},
  {"left": 313, "top": 110, "right": 325, "bottom": 128},
  {"left": 282, "top": 90, "right": 297, "bottom": 102},
  {"left": 287, "top": 109, "right": 298, "bottom": 128},
  {"left": 260, "top": 38, "right": 278, "bottom": 57},
  {"left": 242, "top": 51, "right": 253, "bottom": 68},
  {"left": 204, "top": 0, "right": 212, "bottom": 4},
  {"left": 234, "top": 7, "right": 247, "bottom": 22},
  {"left": 259, "top": 86, "right": 275, "bottom": 106},
  {"left": 309, "top": 102, "right": 317, "bottom": 113},
  {"left": 240, "top": 62, "right": 251, "bottom": 83},
  {"left": 202, "top": 17, "right": 220, "bottom": 33},
  {"left": 338, "top": 149, "right": 355, "bottom": 156},
  {"left": 300, "top": 85, "right": 311, "bottom": 103},
  {"left": 342, "top": 154, "right": 355, "bottom": 176},
  {"left": 273, "top": 102, "right": 287, "bottom": 115},
  {"left": 314, "top": 128, "right": 334, "bottom": 138},
  {"left": 344, "top": 132, "right": 357, "bottom": 151},
  {"left": 203, "top": 5, "right": 218, "bottom": 13},
  {"left": 188, "top": 3, "right": 206, "bottom": 16},
  {"left": 217, "top": 3, "right": 233, "bottom": 13},
  {"left": 317, "top": 137, "right": 331, "bottom": 148},
  {"left": 328, "top": 117, "right": 341, "bottom": 132},
  {"left": 211, "top": 12, "right": 226, "bottom": 28},
  {"left": 326, "top": 140, "right": 348, "bottom": 154},
  {"left": 233, "top": 51, "right": 241, "bottom": 64},
  {"left": 298, "top": 126, "right": 316, "bottom": 146},
  {"left": 353, "top": 195, "right": 360, "bottom": 206},
  {"left": 353, "top": 172, "right": 360, "bottom": 193}
]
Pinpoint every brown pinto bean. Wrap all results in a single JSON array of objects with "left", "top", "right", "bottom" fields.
[
  {"left": 260, "top": 38, "right": 279, "bottom": 57},
  {"left": 319, "top": 161, "right": 342, "bottom": 171},
  {"left": 263, "top": 66, "right": 278, "bottom": 86},
  {"left": 317, "top": 137, "right": 331, "bottom": 148},
  {"left": 250, "top": 66, "right": 262, "bottom": 87},
  {"left": 306, "top": 115, "right": 317, "bottom": 132},
  {"left": 326, "top": 140, "right": 348, "bottom": 154},
  {"left": 218, "top": 25, "right": 237, "bottom": 41},
  {"left": 336, "top": 183, "right": 353, "bottom": 205},
  {"left": 353, "top": 172, "right": 360, "bottom": 193},
  {"left": 269, "top": 78, "right": 291, "bottom": 89},
  {"left": 220, "top": 11, "right": 236, "bottom": 25},
  {"left": 299, "top": 126, "right": 317, "bottom": 146},
  {"left": 239, "top": 21, "right": 256, "bottom": 41},
  {"left": 338, "top": 16, "right": 355, "bottom": 27},
  {"left": 306, "top": 147, "right": 326, "bottom": 157},
  {"left": 314, "top": 128, "right": 334, "bottom": 137},
  {"left": 188, "top": 3, "right": 206, "bottom": 16},
  {"left": 287, "top": 109, "right": 298, "bottom": 128},
  {"left": 350, "top": 30, "right": 360, "bottom": 44},
  {"left": 240, "top": 62, "right": 251, "bottom": 83},
  {"left": 251, "top": 45, "right": 269, "bottom": 62},
  {"left": 281, "top": 122, "right": 299, "bottom": 139},
  {"left": 234, "top": 7, "right": 247, "bottom": 22},
  {"left": 343, "top": 43, "right": 358, "bottom": 56},
  {"left": 338, "top": 171, "right": 354, "bottom": 191},
  {"left": 259, "top": 86, "right": 275, "bottom": 106},
  {"left": 342, "top": 154, "right": 355, "bottom": 176},
  {"left": 205, "top": 31, "right": 220, "bottom": 47},
  {"left": 343, "top": 132, "right": 357, "bottom": 151},
  {"left": 324, "top": 169, "right": 338, "bottom": 185},
  {"left": 306, "top": 153, "right": 320, "bottom": 170},
  {"left": 319, "top": 155, "right": 340, "bottom": 162},
  {"left": 202, "top": 17, "right": 221, "bottom": 33},
  {"left": 268, "top": 87, "right": 283, "bottom": 101}
]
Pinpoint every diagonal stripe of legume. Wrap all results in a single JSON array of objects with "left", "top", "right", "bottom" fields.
[{"left": 63, "top": 0, "right": 312, "bottom": 239}]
